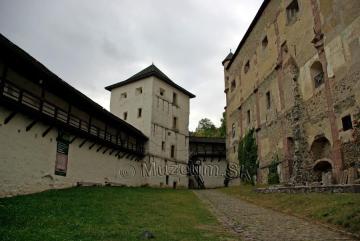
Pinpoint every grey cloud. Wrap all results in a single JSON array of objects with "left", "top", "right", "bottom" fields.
[{"left": 0, "top": 0, "right": 262, "bottom": 130}]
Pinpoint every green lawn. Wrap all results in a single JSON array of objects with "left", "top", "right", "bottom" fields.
[
  {"left": 0, "top": 187, "right": 234, "bottom": 241},
  {"left": 220, "top": 185, "right": 360, "bottom": 236}
]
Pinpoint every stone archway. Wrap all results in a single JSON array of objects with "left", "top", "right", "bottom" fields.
[
  {"left": 310, "top": 136, "right": 333, "bottom": 185},
  {"left": 313, "top": 159, "right": 333, "bottom": 185}
]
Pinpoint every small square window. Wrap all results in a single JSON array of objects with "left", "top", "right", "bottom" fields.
[
  {"left": 120, "top": 92, "right": 127, "bottom": 99},
  {"left": 137, "top": 108, "right": 142, "bottom": 118},
  {"left": 244, "top": 60, "right": 250, "bottom": 74},
  {"left": 342, "top": 115, "right": 353, "bottom": 131},
  {"left": 135, "top": 87, "right": 143, "bottom": 95},
  {"left": 123, "top": 112, "right": 128, "bottom": 120},
  {"left": 160, "top": 88, "right": 165, "bottom": 96},
  {"left": 266, "top": 91, "right": 271, "bottom": 109},
  {"left": 262, "top": 36, "right": 268, "bottom": 49}
]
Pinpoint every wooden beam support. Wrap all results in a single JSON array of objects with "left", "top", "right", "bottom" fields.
[
  {"left": 109, "top": 149, "right": 115, "bottom": 155},
  {"left": 26, "top": 120, "right": 37, "bottom": 132},
  {"left": 42, "top": 126, "right": 53, "bottom": 137},
  {"left": 70, "top": 136, "right": 77, "bottom": 144},
  {"left": 102, "top": 148, "right": 109, "bottom": 154},
  {"left": 4, "top": 111, "right": 17, "bottom": 124},
  {"left": 89, "top": 142, "right": 96, "bottom": 150},
  {"left": 96, "top": 145, "right": 103, "bottom": 152},
  {"left": 120, "top": 152, "right": 127, "bottom": 159},
  {"left": 79, "top": 139, "right": 87, "bottom": 148}
]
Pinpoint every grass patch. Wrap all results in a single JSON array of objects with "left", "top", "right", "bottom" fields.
[
  {"left": 0, "top": 187, "right": 235, "bottom": 241},
  {"left": 220, "top": 185, "right": 360, "bottom": 236}
]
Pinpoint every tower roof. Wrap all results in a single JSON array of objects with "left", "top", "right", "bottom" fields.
[
  {"left": 105, "top": 64, "right": 196, "bottom": 98},
  {"left": 222, "top": 51, "right": 233, "bottom": 65}
]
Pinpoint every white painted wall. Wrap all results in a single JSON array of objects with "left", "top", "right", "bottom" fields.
[{"left": 0, "top": 107, "right": 145, "bottom": 197}]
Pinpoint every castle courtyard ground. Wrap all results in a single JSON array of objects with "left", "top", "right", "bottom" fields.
[
  {"left": 1, "top": 186, "right": 359, "bottom": 241},
  {"left": 196, "top": 188, "right": 358, "bottom": 241}
]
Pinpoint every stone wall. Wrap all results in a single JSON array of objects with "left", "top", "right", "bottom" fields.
[{"left": 224, "top": 0, "right": 360, "bottom": 184}]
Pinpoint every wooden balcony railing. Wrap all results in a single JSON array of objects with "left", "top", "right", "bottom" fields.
[{"left": 0, "top": 78, "right": 145, "bottom": 157}]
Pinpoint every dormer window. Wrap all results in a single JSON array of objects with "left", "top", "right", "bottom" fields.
[
  {"left": 244, "top": 60, "right": 250, "bottom": 74},
  {"left": 286, "top": 0, "right": 299, "bottom": 24}
]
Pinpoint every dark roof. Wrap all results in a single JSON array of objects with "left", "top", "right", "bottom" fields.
[
  {"left": 105, "top": 64, "right": 196, "bottom": 98},
  {"left": 189, "top": 136, "right": 225, "bottom": 144},
  {"left": 222, "top": 51, "right": 233, "bottom": 65},
  {"left": 0, "top": 33, "right": 148, "bottom": 141},
  {"left": 226, "top": 0, "right": 271, "bottom": 70}
]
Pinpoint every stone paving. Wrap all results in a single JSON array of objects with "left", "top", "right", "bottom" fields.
[{"left": 194, "top": 189, "right": 357, "bottom": 241}]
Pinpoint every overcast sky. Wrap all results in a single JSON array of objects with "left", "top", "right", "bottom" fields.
[{"left": 0, "top": 0, "right": 262, "bottom": 131}]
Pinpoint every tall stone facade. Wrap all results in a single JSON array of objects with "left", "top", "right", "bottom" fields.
[{"left": 223, "top": 0, "right": 360, "bottom": 185}]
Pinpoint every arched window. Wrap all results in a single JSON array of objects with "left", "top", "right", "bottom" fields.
[{"left": 310, "top": 61, "right": 324, "bottom": 88}]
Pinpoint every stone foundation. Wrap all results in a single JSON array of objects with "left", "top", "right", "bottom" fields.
[{"left": 255, "top": 184, "right": 360, "bottom": 193}]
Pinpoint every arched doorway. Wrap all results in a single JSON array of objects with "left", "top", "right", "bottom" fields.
[
  {"left": 313, "top": 159, "right": 333, "bottom": 185},
  {"left": 310, "top": 136, "right": 333, "bottom": 184}
]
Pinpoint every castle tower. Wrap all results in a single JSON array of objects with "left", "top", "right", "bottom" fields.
[{"left": 105, "top": 64, "right": 195, "bottom": 187}]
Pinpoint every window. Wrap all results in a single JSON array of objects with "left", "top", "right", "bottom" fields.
[
  {"left": 311, "top": 61, "right": 324, "bottom": 88},
  {"left": 231, "top": 80, "right": 236, "bottom": 91},
  {"left": 233, "top": 145, "right": 236, "bottom": 153},
  {"left": 137, "top": 108, "right": 142, "bottom": 118},
  {"left": 247, "top": 110, "right": 251, "bottom": 124},
  {"left": 262, "top": 36, "right": 268, "bottom": 49},
  {"left": 160, "top": 88, "right": 165, "bottom": 96},
  {"left": 162, "top": 141, "right": 165, "bottom": 151},
  {"left": 123, "top": 112, "right": 128, "bottom": 120},
  {"left": 120, "top": 92, "right": 127, "bottom": 99},
  {"left": 173, "top": 117, "right": 178, "bottom": 129},
  {"left": 170, "top": 145, "right": 175, "bottom": 158},
  {"left": 232, "top": 123, "right": 235, "bottom": 138},
  {"left": 166, "top": 175, "right": 169, "bottom": 185},
  {"left": 266, "top": 91, "right": 271, "bottom": 109},
  {"left": 342, "top": 115, "right": 353, "bottom": 131},
  {"left": 135, "top": 87, "right": 143, "bottom": 95},
  {"left": 286, "top": 0, "right": 299, "bottom": 24},
  {"left": 244, "top": 60, "right": 250, "bottom": 74},
  {"left": 173, "top": 92, "right": 178, "bottom": 105}
]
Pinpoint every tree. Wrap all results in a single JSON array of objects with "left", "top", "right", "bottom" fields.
[
  {"left": 194, "top": 118, "right": 218, "bottom": 137},
  {"left": 218, "top": 112, "right": 226, "bottom": 138},
  {"left": 238, "top": 129, "right": 258, "bottom": 185}
]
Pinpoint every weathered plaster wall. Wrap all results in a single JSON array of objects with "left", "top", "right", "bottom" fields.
[
  {"left": 224, "top": 0, "right": 360, "bottom": 184},
  {"left": 0, "top": 107, "right": 145, "bottom": 197}
]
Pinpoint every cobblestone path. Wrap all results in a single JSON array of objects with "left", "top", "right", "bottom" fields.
[{"left": 194, "top": 190, "right": 356, "bottom": 241}]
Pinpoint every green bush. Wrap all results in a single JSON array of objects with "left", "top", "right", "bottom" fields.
[
  {"left": 238, "top": 129, "right": 258, "bottom": 185},
  {"left": 268, "top": 156, "right": 280, "bottom": 185}
]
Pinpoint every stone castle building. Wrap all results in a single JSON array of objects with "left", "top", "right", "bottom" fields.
[
  {"left": 223, "top": 0, "right": 360, "bottom": 185},
  {"left": 0, "top": 33, "right": 226, "bottom": 197}
]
